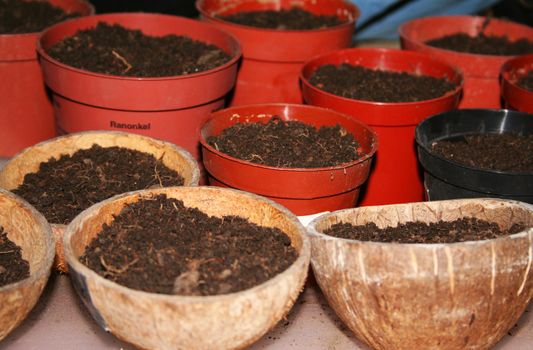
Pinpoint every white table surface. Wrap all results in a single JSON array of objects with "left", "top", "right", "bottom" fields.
[{"left": 1, "top": 158, "right": 532, "bottom": 350}]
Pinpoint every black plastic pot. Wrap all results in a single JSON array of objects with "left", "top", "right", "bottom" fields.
[{"left": 415, "top": 109, "right": 533, "bottom": 204}]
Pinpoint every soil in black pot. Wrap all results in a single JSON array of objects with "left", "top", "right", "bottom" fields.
[
  {"left": 324, "top": 217, "right": 528, "bottom": 243},
  {"left": 46, "top": 22, "right": 232, "bottom": 77},
  {"left": 12, "top": 144, "right": 185, "bottom": 225},
  {"left": 0, "top": 226, "right": 30, "bottom": 287},
  {"left": 431, "top": 133, "right": 533, "bottom": 172},
  {"left": 426, "top": 33, "right": 533, "bottom": 56},
  {"left": 218, "top": 7, "right": 344, "bottom": 30},
  {"left": 0, "top": 0, "right": 80, "bottom": 34},
  {"left": 309, "top": 63, "right": 457, "bottom": 103},
  {"left": 517, "top": 69, "right": 533, "bottom": 92},
  {"left": 207, "top": 117, "right": 363, "bottom": 168},
  {"left": 81, "top": 194, "right": 298, "bottom": 296}
]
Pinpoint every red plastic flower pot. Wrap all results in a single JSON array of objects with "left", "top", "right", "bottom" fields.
[
  {"left": 300, "top": 48, "right": 463, "bottom": 207},
  {"left": 501, "top": 54, "right": 533, "bottom": 113},
  {"left": 0, "top": 0, "right": 93, "bottom": 158},
  {"left": 399, "top": 15, "right": 533, "bottom": 109},
  {"left": 37, "top": 13, "right": 241, "bottom": 166},
  {"left": 196, "top": 0, "right": 358, "bottom": 106},
  {"left": 200, "top": 104, "right": 378, "bottom": 215}
]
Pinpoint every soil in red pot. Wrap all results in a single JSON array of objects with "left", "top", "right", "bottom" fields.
[
  {"left": 426, "top": 33, "right": 533, "bottom": 56},
  {"left": 308, "top": 63, "right": 457, "bottom": 103},
  {"left": 218, "top": 7, "right": 345, "bottom": 30},
  {"left": 0, "top": 0, "right": 80, "bottom": 34},
  {"left": 0, "top": 227, "right": 29, "bottom": 287},
  {"left": 46, "top": 22, "right": 232, "bottom": 77},
  {"left": 324, "top": 217, "right": 528, "bottom": 243},
  {"left": 207, "top": 117, "right": 362, "bottom": 168},
  {"left": 81, "top": 194, "right": 298, "bottom": 296},
  {"left": 517, "top": 70, "right": 533, "bottom": 92},
  {"left": 430, "top": 133, "right": 533, "bottom": 172},
  {"left": 12, "top": 144, "right": 185, "bottom": 225}
]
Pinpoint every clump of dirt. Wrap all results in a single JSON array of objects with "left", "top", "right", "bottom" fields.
[
  {"left": 207, "top": 117, "right": 363, "bottom": 168},
  {"left": 81, "top": 194, "right": 299, "bottom": 296},
  {"left": 309, "top": 63, "right": 457, "bottom": 103},
  {"left": 12, "top": 144, "right": 185, "bottom": 224},
  {"left": 0, "top": 0, "right": 80, "bottom": 34},
  {"left": 431, "top": 133, "right": 533, "bottom": 172},
  {"left": 218, "top": 7, "right": 344, "bottom": 30},
  {"left": 426, "top": 33, "right": 533, "bottom": 56},
  {"left": 46, "top": 22, "right": 232, "bottom": 77},
  {"left": 324, "top": 217, "right": 528, "bottom": 243}
]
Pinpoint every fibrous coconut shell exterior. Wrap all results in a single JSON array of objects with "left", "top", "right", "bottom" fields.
[
  {"left": 63, "top": 186, "right": 310, "bottom": 350},
  {"left": 0, "top": 189, "right": 55, "bottom": 340},
  {"left": 308, "top": 198, "right": 533, "bottom": 350},
  {"left": 0, "top": 131, "right": 200, "bottom": 273}
]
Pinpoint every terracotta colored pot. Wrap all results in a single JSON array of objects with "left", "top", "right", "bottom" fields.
[
  {"left": 64, "top": 186, "right": 310, "bottom": 349},
  {"left": 200, "top": 103, "right": 377, "bottom": 215},
  {"left": 307, "top": 198, "right": 533, "bottom": 350},
  {"left": 0, "top": 0, "right": 93, "bottom": 158},
  {"left": 0, "top": 131, "right": 200, "bottom": 273},
  {"left": 197, "top": 0, "right": 358, "bottom": 106},
  {"left": 0, "top": 189, "right": 55, "bottom": 341},
  {"left": 399, "top": 15, "right": 533, "bottom": 109},
  {"left": 416, "top": 109, "right": 533, "bottom": 204},
  {"left": 37, "top": 13, "right": 241, "bottom": 164},
  {"left": 501, "top": 54, "right": 533, "bottom": 113},
  {"left": 300, "top": 48, "right": 462, "bottom": 207}
]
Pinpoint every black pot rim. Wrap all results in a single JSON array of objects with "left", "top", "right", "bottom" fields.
[
  {"left": 416, "top": 109, "right": 533, "bottom": 176},
  {"left": 415, "top": 108, "right": 533, "bottom": 196}
]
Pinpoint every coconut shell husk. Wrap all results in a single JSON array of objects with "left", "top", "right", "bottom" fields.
[
  {"left": 307, "top": 198, "right": 533, "bottom": 350},
  {"left": 0, "top": 189, "right": 55, "bottom": 341},
  {"left": 0, "top": 131, "right": 200, "bottom": 273},
  {"left": 64, "top": 186, "right": 310, "bottom": 350}
]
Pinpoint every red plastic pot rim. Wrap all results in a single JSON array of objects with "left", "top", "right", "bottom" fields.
[
  {"left": 37, "top": 52, "right": 240, "bottom": 82},
  {"left": 37, "top": 12, "right": 242, "bottom": 81},
  {"left": 197, "top": 14, "right": 356, "bottom": 35},
  {"left": 210, "top": 175, "right": 361, "bottom": 201},
  {"left": 501, "top": 53, "right": 533, "bottom": 93},
  {"left": 196, "top": 0, "right": 358, "bottom": 34},
  {"left": 398, "top": 15, "right": 533, "bottom": 60},
  {"left": 0, "top": 0, "right": 95, "bottom": 40},
  {"left": 200, "top": 103, "right": 378, "bottom": 172},
  {"left": 300, "top": 47, "right": 463, "bottom": 115},
  {"left": 0, "top": 33, "right": 39, "bottom": 62},
  {"left": 0, "top": 0, "right": 94, "bottom": 62},
  {"left": 203, "top": 144, "right": 374, "bottom": 173},
  {"left": 0, "top": 0, "right": 94, "bottom": 36},
  {"left": 196, "top": 0, "right": 358, "bottom": 62}
]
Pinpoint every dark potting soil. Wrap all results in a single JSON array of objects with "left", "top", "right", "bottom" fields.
[
  {"left": 0, "top": 0, "right": 80, "bottom": 34},
  {"left": 0, "top": 226, "right": 30, "bottom": 287},
  {"left": 207, "top": 117, "right": 363, "bottom": 168},
  {"left": 309, "top": 63, "right": 456, "bottom": 103},
  {"left": 81, "top": 194, "right": 298, "bottom": 296},
  {"left": 46, "top": 22, "right": 232, "bottom": 77},
  {"left": 431, "top": 133, "right": 533, "bottom": 172},
  {"left": 218, "top": 7, "right": 344, "bottom": 30},
  {"left": 12, "top": 144, "right": 184, "bottom": 225},
  {"left": 517, "top": 70, "right": 533, "bottom": 92},
  {"left": 324, "top": 217, "right": 528, "bottom": 243},
  {"left": 426, "top": 33, "right": 533, "bottom": 56}
]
